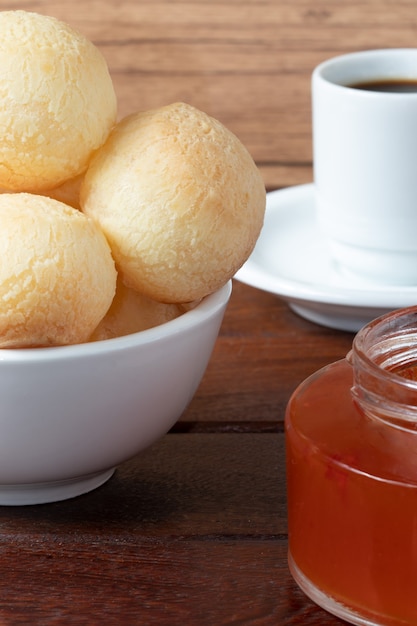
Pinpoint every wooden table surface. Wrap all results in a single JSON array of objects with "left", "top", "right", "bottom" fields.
[{"left": 1, "top": 1, "right": 414, "bottom": 623}]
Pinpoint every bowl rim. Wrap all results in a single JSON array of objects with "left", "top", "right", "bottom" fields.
[{"left": 0, "top": 280, "right": 232, "bottom": 363}]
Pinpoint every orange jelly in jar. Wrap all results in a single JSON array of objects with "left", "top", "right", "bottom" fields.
[{"left": 285, "top": 306, "right": 417, "bottom": 625}]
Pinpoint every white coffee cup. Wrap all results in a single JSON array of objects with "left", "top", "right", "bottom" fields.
[{"left": 312, "top": 48, "right": 417, "bottom": 285}]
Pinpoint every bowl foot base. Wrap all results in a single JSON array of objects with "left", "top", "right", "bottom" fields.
[{"left": 0, "top": 468, "right": 115, "bottom": 506}]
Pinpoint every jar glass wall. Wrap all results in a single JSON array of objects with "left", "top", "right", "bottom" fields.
[{"left": 285, "top": 306, "right": 417, "bottom": 625}]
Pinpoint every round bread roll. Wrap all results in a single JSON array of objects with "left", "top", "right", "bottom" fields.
[
  {"left": 0, "top": 174, "right": 84, "bottom": 210},
  {"left": 0, "top": 193, "right": 117, "bottom": 348},
  {"left": 39, "top": 173, "right": 84, "bottom": 210},
  {"left": 90, "top": 276, "right": 185, "bottom": 342},
  {"left": 0, "top": 10, "right": 117, "bottom": 191},
  {"left": 80, "top": 102, "right": 266, "bottom": 302}
]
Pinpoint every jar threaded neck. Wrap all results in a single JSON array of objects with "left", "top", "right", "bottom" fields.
[{"left": 350, "top": 307, "right": 417, "bottom": 429}]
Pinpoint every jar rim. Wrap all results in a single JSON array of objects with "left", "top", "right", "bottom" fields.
[
  {"left": 350, "top": 306, "right": 417, "bottom": 428},
  {"left": 352, "top": 305, "right": 417, "bottom": 388}
]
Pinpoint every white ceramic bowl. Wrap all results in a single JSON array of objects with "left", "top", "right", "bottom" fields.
[{"left": 0, "top": 280, "right": 232, "bottom": 505}]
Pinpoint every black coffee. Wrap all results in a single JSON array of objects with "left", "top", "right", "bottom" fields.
[{"left": 349, "top": 79, "right": 417, "bottom": 93}]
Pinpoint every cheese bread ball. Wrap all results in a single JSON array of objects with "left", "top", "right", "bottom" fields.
[
  {"left": 0, "top": 174, "right": 84, "bottom": 210},
  {"left": 0, "top": 10, "right": 117, "bottom": 191},
  {"left": 0, "top": 193, "right": 117, "bottom": 348},
  {"left": 81, "top": 102, "right": 266, "bottom": 303},
  {"left": 90, "top": 276, "right": 185, "bottom": 342},
  {"left": 39, "top": 173, "right": 84, "bottom": 210}
]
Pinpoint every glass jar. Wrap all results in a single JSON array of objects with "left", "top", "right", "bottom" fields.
[{"left": 285, "top": 306, "right": 417, "bottom": 626}]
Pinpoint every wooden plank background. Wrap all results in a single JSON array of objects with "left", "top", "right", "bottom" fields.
[
  {"left": 4, "top": 0, "right": 417, "bottom": 191},
  {"left": 0, "top": 4, "right": 412, "bottom": 622}
]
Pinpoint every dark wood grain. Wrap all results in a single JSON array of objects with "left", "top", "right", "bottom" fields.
[
  {"left": 1, "top": 434, "right": 283, "bottom": 537},
  {"left": 0, "top": 434, "right": 345, "bottom": 625},
  {"left": 0, "top": 1, "right": 403, "bottom": 622},
  {"left": 0, "top": 540, "right": 350, "bottom": 625},
  {"left": 179, "top": 281, "right": 353, "bottom": 428}
]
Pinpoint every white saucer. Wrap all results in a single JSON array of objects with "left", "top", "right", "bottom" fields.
[{"left": 235, "top": 184, "right": 417, "bottom": 332}]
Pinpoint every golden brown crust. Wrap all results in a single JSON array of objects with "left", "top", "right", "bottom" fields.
[
  {"left": 0, "top": 193, "right": 117, "bottom": 347},
  {"left": 0, "top": 174, "right": 84, "bottom": 210},
  {"left": 80, "top": 102, "right": 266, "bottom": 302},
  {"left": 38, "top": 173, "right": 84, "bottom": 210},
  {"left": 0, "top": 11, "right": 117, "bottom": 191},
  {"left": 89, "top": 276, "right": 183, "bottom": 341}
]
